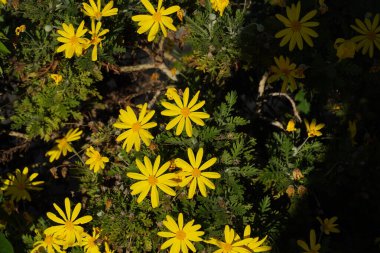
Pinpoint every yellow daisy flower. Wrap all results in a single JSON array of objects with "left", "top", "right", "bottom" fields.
[
  {"left": 31, "top": 234, "right": 65, "bottom": 253},
  {"left": 175, "top": 148, "right": 221, "bottom": 199},
  {"left": 82, "top": 0, "right": 118, "bottom": 20},
  {"left": 267, "top": 55, "right": 305, "bottom": 92},
  {"left": 56, "top": 21, "right": 89, "bottom": 59},
  {"left": 297, "top": 229, "right": 321, "bottom": 253},
  {"left": 275, "top": 1, "right": 319, "bottom": 51},
  {"left": 1, "top": 167, "right": 44, "bottom": 202},
  {"left": 240, "top": 225, "right": 272, "bottom": 252},
  {"left": 132, "top": 0, "right": 180, "bottom": 42},
  {"left": 15, "top": 25, "right": 26, "bottom": 36},
  {"left": 334, "top": 38, "right": 356, "bottom": 60},
  {"left": 88, "top": 19, "right": 109, "bottom": 61},
  {"left": 44, "top": 197, "right": 93, "bottom": 248},
  {"left": 157, "top": 213, "right": 204, "bottom": 253},
  {"left": 127, "top": 155, "right": 176, "bottom": 208},
  {"left": 350, "top": 14, "right": 380, "bottom": 58},
  {"left": 81, "top": 228, "right": 101, "bottom": 253},
  {"left": 85, "top": 146, "right": 109, "bottom": 173},
  {"left": 1, "top": 0, "right": 7, "bottom": 5},
  {"left": 113, "top": 103, "right": 157, "bottom": 152},
  {"left": 205, "top": 225, "right": 252, "bottom": 253},
  {"left": 46, "top": 128, "right": 83, "bottom": 162},
  {"left": 210, "top": 0, "right": 229, "bottom": 16},
  {"left": 286, "top": 119, "right": 296, "bottom": 132},
  {"left": 304, "top": 119, "right": 325, "bottom": 137},
  {"left": 316, "top": 216, "right": 340, "bottom": 235},
  {"left": 161, "top": 87, "right": 210, "bottom": 137},
  {"left": 50, "top": 74, "right": 63, "bottom": 85}
]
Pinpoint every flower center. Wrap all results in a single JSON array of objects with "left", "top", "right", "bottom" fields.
[
  {"left": 95, "top": 11, "right": 102, "bottom": 20},
  {"left": 16, "top": 182, "right": 26, "bottom": 190},
  {"left": 70, "top": 36, "right": 79, "bottom": 45},
  {"left": 290, "top": 21, "right": 301, "bottom": 32},
  {"left": 91, "top": 35, "right": 102, "bottom": 45},
  {"left": 132, "top": 122, "right": 141, "bottom": 132},
  {"left": 93, "top": 152, "right": 102, "bottom": 162},
  {"left": 148, "top": 175, "right": 158, "bottom": 185},
  {"left": 45, "top": 235, "right": 53, "bottom": 245},
  {"left": 65, "top": 220, "right": 74, "bottom": 231},
  {"left": 367, "top": 31, "right": 376, "bottom": 41},
  {"left": 88, "top": 237, "right": 96, "bottom": 247},
  {"left": 153, "top": 11, "right": 162, "bottom": 22},
  {"left": 175, "top": 230, "right": 186, "bottom": 240},
  {"left": 280, "top": 67, "right": 291, "bottom": 75},
  {"left": 222, "top": 242, "right": 233, "bottom": 251},
  {"left": 192, "top": 168, "right": 201, "bottom": 177},
  {"left": 181, "top": 107, "right": 190, "bottom": 117},
  {"left": 58, "top": 138, "right": 69, "bottom": 150}
]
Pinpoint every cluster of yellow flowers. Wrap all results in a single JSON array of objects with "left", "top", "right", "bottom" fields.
[
  {"left": 157, "top": 213, "right": 271, "bottom": 253},
  {"left": 274, "top": 1, "right": 380, "bottom": 58},
  {"left": 31, "top": 197, "right": 114, "bottom": 253},
  {"left": 55, "top": 0, "right": 117, "bottom": 61},
  {"left": 297, "top": 216, "right": 340, "bottom": 253},
  {"left": 113, "top": 87, "right": 210, "bottom": 152},
  {"left": 285, "top": 118, "right": 325, "bottom": 138}
]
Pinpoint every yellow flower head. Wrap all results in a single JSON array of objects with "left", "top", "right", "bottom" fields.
[
  {"left": 297, "top": 229, "right": 321, "bottom": 253},
  {"left": 268, "top": 55, "right": 305, "bottom": 92},
  {"left": 31, "top": 234, "right": 65, "bottom": 253},
  {"left": 350, "top": 14, "right": 380, "bottom": 58},
  {"left": 161, "top": 87, "right": 210, "bottom": 137},
  {"left": 44, "top": 197, "right": 93, "bottom": 248},
  {"left": 50, "top": 74, "right": 63, "bottom": 85},
  {"left": 81, "top": 227, "right": 101, "bottom": 253},
  {"left": 275, "top": 1, "right": 319, "bottom": 51},
  {"left": 316, "top": 216, "right": 340, "bottom": 235},
  {"left": 1, "top": 0, "right": 7, "bottom": 5},
  {"left": 88, "top": 19, "right": 109, "bottom": 61},
  {"left": 268, "top": 0, "right": 286, "bottom": 8},
  {"left": 304, "top": 119, "right": 325, "bottom": 137},
  {"left": 165, "top": 87, "right": 178, "bottom": 100},
  {"left": 286, "top": 119, "right": 296, "bottom": 132},
  {"left": 85, "top": 146, "right": 109, "bottom": 173},
  {"left": 83, "top": 0, "right": 118, "bottom": 20},
  {"left": 205, "top": 225, "right": 252, "bottom": 253},
  {"left": 113, "top": 103, "right": 157, "bottom": 152},
  {"left": 210, "top": 0, "right": 229, "bottom": 16},
  {"left": 292, "top": 168, "right": 304, "bottom": 181},
  {"left": 334, "top": 38, "right": 356, "bottom": 60},
  {"left": 175, "top": 148, "right": 221, "bottom": 199},
  {"left": 241, "top": 225, "right": 272, "bottom": 252},
  {"left": 56, "top": 21, "right": 89, "bottom": 59},
  {"left": 177, "top": 9, "right": 184, "bottom": 22},
  {"left": 157, "top": 213, "right": 204, "bottom": 253},
  {"left": 1, "top": 167, "right": 44, "bottom": 202},
  {"left": 132, "top": 0, "right": 180, "bottom": 42},
  {"left": 127, "top": 155, "right": 176, "bottom": 208},
  {"left": 46, "top": 128, "right": 83, "bottom": 162},
  {"left": 15, "top": 25, "right": 26, "bottom": 36}
]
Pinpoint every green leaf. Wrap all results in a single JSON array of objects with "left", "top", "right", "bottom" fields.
[
  {"left": 0, "top": 233, "right": 14, "bottom": 253},
  {"left": 0, "top": 41, "right": 10, "bottom": 54},
  {"left": 295, "top": 89, "right": 310, "bottom": 114}
]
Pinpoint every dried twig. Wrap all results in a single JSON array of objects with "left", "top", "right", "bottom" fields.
[
  {"left": 257, "top": 72, "right": 268, "bottom": 98},
  {"left": 268, "top": 92, "right": 302, "bottom": 122}
]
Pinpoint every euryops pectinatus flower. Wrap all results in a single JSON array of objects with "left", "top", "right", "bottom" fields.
[
  {"left": 175, "top": 148, "right": 221, "bottom": 199},
  {"left": 82, "top": 0, "right": 118, "bottom": 20},
  {"left": 113, "top": 103, "right": 157, "bottom": 152},
  {"left": 275, "top": 1, "right": 319, "bottom": 51},
  {"left": 350, "top": 14, "right": 380, "bottom": 58},
  {"left": 85, "top": 146, "right": 109, "bottom": 173},
  {"left": 161, "top": 87, "right": 210, "bottom": 137},
  {"left": 127, "top": 155, "right": 176, "bottom": 208},
  {"left": 132, "top": 0, "right": 180, "bottom": 42},
  {"left": 1, "top": 167, "right": 44, "bottom": 202},
  {"left": 44, "top": 197, "right": 93, "bottom": 248},
  {"left": 157, "top": 213, "right": 204, "bottom": 253},
  {"left": 46, "top": 128, "right": 82, "bottom": 162},
  {"left": 297, "top": 229, "right": 321, "bottom": 253},
  {"left": 304, "top": 119, "right": 325, "bottom": 137},
  {"left": 56, "top": 21, "right": 89, "bottom": 58}
]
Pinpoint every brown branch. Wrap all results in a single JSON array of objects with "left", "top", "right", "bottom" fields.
[{"left": 268, "top": 92, "right": 302, "bottom": 122}]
